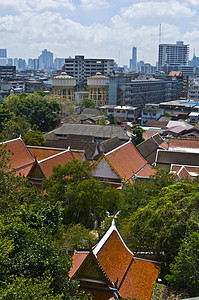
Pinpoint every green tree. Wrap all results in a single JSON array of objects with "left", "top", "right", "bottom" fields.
[
  {"left": 62, "top": 224, "right": 98, "bottom": 251},
  {"left": 119, "top": 181, "right": 199, "bottom": 278},
  {"left": 23, "top": 129, "right": 46, "bottom": 146},
  {"left": 81, "top": 98, "right": 96, "bottom": 108},
  {"left": 4, "top": 93, "right": 60, "bottom": 132},
  {"left": 0, "top": 104, "right": 13, "bottom": 131},
  {"left": 97, "top": 117, "right": 108, "bottom": 125},
  {"left": 108, "top": 113, "right": 117, "bottom": 125},
  {"left": 131, "top": 124, "right": 144, "bottom": 145},
  {"left": 0, "top": 116, "right": 31, "bottom": 141},
  {"left": 166, "top": 232, "right": 199, "bottom": 296}
]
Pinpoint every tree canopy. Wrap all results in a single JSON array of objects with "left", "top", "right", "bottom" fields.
[
  {"left": 3, "top": 93, "right": 60, "bottom": 132},
  {"left": 81, "top": 98, "right": 96, "bottom": 108}
]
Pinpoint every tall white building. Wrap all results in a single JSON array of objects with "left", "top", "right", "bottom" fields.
[
  {"left": 64, "top": 55, "right": 114, "bottom": 87},
  {"left": 158, "top": 41, "right": 189, "bottom": 70}
]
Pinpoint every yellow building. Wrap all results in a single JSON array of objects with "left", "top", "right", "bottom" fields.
[
  {"left": 87, "top": 72, "right": 109, "bottom": 106},
  {"left": 51, "top": 72, "right": 76, "bottom": 102}
]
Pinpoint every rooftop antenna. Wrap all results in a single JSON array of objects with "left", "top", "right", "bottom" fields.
[{"left": 159, "top": 24, "right": 162, "bottom": 45}]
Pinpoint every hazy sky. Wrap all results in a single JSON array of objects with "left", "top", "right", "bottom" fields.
[{"left": 1, "top": 0, "right": 199, "bottom": 66}]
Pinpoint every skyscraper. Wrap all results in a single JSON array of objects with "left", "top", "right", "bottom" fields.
[
  {"left": 0, "top": 49, "right": 7, "bottom": 66},
  {"left": 39, "top": 49, "right": 53, "bottom": 70},
  {"left": 158, "top": 41, "right": 189, "bottom": 70},
  {"left": 129, "top": 46, "right": 137, "bottom": 71}
]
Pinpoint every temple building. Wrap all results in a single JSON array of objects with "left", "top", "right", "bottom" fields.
[{"left": 69, "top": 220, "right": 161, "bottom": 300}]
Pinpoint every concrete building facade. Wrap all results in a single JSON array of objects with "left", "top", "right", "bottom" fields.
[
  {"left": 51, "top": 72, "right": 76, "bottom": 102},
  {"left": 158, "top": 41, "right": 189, "bottom": 71},
  {"left": 87, "top": 73, "right": 109, "bottom": 106},
  {"left": 64, "top": 55, "right": 114, "bottom": 88},
  {"left": 109, "top": 75, "right": 183, "bottom": 107}
]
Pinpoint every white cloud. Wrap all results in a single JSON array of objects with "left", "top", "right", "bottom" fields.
[
  {"left": 80, "top": 0, "right": 109, "bottom": 10},
  {"left": 121, "top": 1, "right": 195, "bottom": 19},
  {"left": 0, "top": 0, "right": 75, "bottom": 14},
  {"left": 187, "top": 0, "right": 199, "bottom": 5},
  {"left": 0, "top": 1, "right": 197, "bottom": 66},
  {"left": 26, "top": 0, "right": 76, "bottom": 11}
]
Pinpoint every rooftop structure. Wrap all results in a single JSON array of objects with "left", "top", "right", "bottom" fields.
[
  {"left": 48, "top": 123, "right": 129, "bottom": 143},
  {"left": 70, "top": 219, "right": 160, "bottom": 300},
  {"left": 92, "top": 141, "right": 156, "bottom": 187}
]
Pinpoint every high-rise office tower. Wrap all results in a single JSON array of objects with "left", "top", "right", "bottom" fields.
[
  {"left": 129, "top": 46, "right": 137, "bottom": 71},
  {"left": 0, "top": 49, "right": 7, "bottom": 66},
  {"left": 158, "top": 41, "right": 189, "bottom": 70}
]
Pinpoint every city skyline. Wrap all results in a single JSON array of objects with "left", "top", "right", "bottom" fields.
[{"left": 1, "top": 0, "right": 199, "bottom": 65}]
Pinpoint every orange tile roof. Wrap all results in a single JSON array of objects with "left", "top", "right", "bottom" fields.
[
  {"left": 69, "top": 252, "right": 89, "bottom": 278},
  {"left": 105, "top": 141, "right": 148, "bottom": 181},
  {"left": 70, "top": 220, "right": 160, "bottom": 300},
  {"left": 160, "top": 141, "right": 168, "bottom": 150},
  {"left": 28, "top": 146, "right": 64, "bottom": 161},
  {"left": 15, "top": 165, "right": 33, "bottom": 177},
  {"left": 94, "top": 220, "right": 160, "bottom": 300},
  {"left": 71, "top": 150, "right": 85, "bottom": 161},
  {"left": 38, "top": 149, "right": 75, "bottom": 178},
  {"left": 118, "top": 257, "right": 160, "bottom": 300},
  {"left": 1, "top": 137, "right": 35, "bottom": 171},
  {"left": 135, "top": 164, "right": 157, "bottom": 179},
  {"left": 143, "top": 131, "right": 158, "bottom": 140},
  {"left": 96, "top": 230, "right": 133, "bottom": 287}
]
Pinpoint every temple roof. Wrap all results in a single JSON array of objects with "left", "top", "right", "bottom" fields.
[
  {"left": 38, "top": 149, "right": 74, "bottom": 178},
  {"left": 70, "top": 220, "right": 160, "bottom": 300},
  {"left": 1, "top": 136, "right": 35, "bottom": 171}
]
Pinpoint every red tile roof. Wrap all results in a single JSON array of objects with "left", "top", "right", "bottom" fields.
[
  {"left": 143, "top": 131, "right": 158, "bottom": 140},
  {"left": 69, "top": 252, "right": 89, "bottom": 278},
  {"left": 136, "top": 164, "right": 157, "bottom": 179},
  {"left": 105, "top": 141, "right": 149, "bottom": 181},
  {"left": 1, "top": 137, "right": 35, "bottom": 171},
  {"left": 38, "top": 149, "right": 75, "bottom": 178},
  {"left": 170, "top": 164, "right": 199, "bottom": 179},
  {"left": 28, "top": 146, "right": 64, "bottom": 161},
  {"left": 15, "top": 165, "right": 33, "bottom": 177},
  {"left": 71, "top": 150, "right": 85, "bottom": 161},
  {"left": 169, "top": 138, "right": 199, "bottom": 153},
  {"left": 160, "top": 141, "right": 168, "bottom": 150}
]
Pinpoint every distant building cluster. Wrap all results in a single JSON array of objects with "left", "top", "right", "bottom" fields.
[{"left": 0, "top": 48, "right": 65, "bottom": 71}]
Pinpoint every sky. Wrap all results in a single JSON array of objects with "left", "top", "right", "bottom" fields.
[{"left": 1, "top": 0, "right": 199, "bottom": 66}]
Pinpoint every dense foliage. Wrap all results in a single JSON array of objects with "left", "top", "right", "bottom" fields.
[
  {"left": 3, "top": 93, "right": 60, "bottom": 132},
  {"left": 81, "top": 98, "right": 96, "bottom": 108},
  {"left": 118, "top": 174, "right": 199, "bottom": 297}
]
